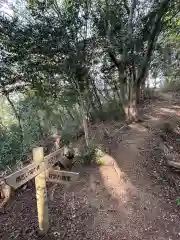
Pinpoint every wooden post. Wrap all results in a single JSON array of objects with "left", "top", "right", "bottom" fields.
[
  {"left": 79, "top": 97, "right": 89, "bottom": 147},
  {"left": 33, "top": 147, "right": 49, "bottom": 235}
]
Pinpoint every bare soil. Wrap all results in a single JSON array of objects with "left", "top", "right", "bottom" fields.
[{"left": 1, "top": 92, "right": 180, "bottom": 240}]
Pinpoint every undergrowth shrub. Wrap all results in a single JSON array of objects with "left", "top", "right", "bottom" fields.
[
  {"left": 60, "top": 121, "right": 84, "bottom": 145},
  {"left": 0, "top": 126, "right": 22, "bottom": 170},
  {"left": 80, "top": 143, "right": 105, "bottom": 165},
  {"left": 90, "top": 99, "right": 125, "bottom": 122}
]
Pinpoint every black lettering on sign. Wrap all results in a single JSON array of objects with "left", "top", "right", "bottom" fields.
[
  {"left": 48, "top": 173, "right": 71, "bottom": 182},
  {"left": 49, "top": 156, "right": 58, "bottom": 165},
  {"left": 49, "top": 173, "right": 57, "bottom": 180},
  {"left": 15, "top": 165, "right": 40, "bottom": 183},
  {"left": 62, "top": 176, "right": 66, "bottom": 181},
  {"left": 36, "top": 165, "right": 40, "bottom": 171},
  {"left": 67, "top": 176, "right": 71, "bottom": 181},
  {"left": 28, "top": 168, "right": 34, "bottom": 175},
  {"left": 16, "top": 175, "right": 24, "bottom": 183},
  {"left": 49, "top": 173, "right": 53, "bottom": 179},
  {"left": 48, "top": 154, "right": 61, "bottom": 166},
  {"left": 50, "top": 174, "right": 58, "bottom": 180}
]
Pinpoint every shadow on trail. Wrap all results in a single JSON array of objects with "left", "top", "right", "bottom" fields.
[
  {"left": 1, "top": 125, "right": 180, "bottom": 240},
  {"left": 83, "top": 121, "right": 180, "bottom": 240}
]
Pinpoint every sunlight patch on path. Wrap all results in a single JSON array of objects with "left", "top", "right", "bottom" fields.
[
  {"left": 129, "top": 123, "right": 149, "bottom": 132},
  {"left": 98, "top": 154, "right": 137, "bottom": 204},
  {"left": 172, "top": 105, "right": 180, "bottom": 109},
  {"left": 160, "top": 107, "right": 176, "bottom": 114},
  {"left": 143, "top": 114, "right": 160, "bottom": 121}
]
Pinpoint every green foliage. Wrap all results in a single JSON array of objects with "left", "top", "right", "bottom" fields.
[
  {"left": 151, "top": 5, "right": 180, "bottom": 85},
  {"left": 102, "top": 99, "right": 124, "bottom": 121},
  {"left": 176, "top": 196, "right": 180, "bottom": 205},
  {"left": 94, "top": 148, "right": 106, "bottom": 165},
  {"left": 90, "top": 99, "right": 125, "bottom": 122},
  {"left": 0, "top": 126, "right": 22, "bottom": 169},
  {"left": 0, "top": 0, "right": 179, "bottom": 171},
  {"left": 80, "top": 143, "right": 97, "bottom": 165},
  {"left": 60, "top": 121, "right": 84, "bottom": 145},
  {"left": 80, "top": 143, "right": 105, "bottom": 166}
]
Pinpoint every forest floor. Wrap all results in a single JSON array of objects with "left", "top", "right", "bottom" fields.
[{"left": 1, "top": 92, "right": 180, "bottom": 240}]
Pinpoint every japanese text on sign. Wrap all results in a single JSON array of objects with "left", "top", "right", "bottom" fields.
[
  {"left": 49, "top": 173, "right": 71, "bottom": 182},
  {"left": 46, "top": 170, "right": 79, "bottom": 185},
  {"left": 16, "top": 165, "right": 40, "bottom": 183},
  {"left": 44, "top": 148, "right": 64, "bottom": 168},
  {"left": 5, "top": 162, "right": 45, "bottom": 189}
]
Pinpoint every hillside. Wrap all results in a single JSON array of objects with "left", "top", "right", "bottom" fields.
[{"left": 0, "top": 92, "right": 180, "bottom": 240}]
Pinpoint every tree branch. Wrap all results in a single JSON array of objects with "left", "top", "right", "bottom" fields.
[
  {"left": 122, "top": 0, "right": 130, "bottom": 15},
  {"left": 128, "top": 0, "right": 136, "bottom": 34},
  {"left": 0, "top": 84, "right": 30, "bottom": 94},
  {"left": 108, "top": 50, "right": 120, "bottom": 68},
  {"left": 136, "top": 0, "right": 170, "bottom": 85},
  {"left": 163, "top": 9, "right": 180, "bottom": 26}
]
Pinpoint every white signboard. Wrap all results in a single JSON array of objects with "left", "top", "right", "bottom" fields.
[
  {"left": 44, "top": 148, "right": 64, "bottom": 168},
  {"left": 46, "top": 170, "right": 79, "bottom": 185},
  {"left": 5, "top": 162, "right": 45, "bottom": 189}
]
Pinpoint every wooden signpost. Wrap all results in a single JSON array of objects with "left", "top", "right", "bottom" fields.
[
  {"left": 5, "top": 161, "right": 45, "bottom": 189},
  {"left": 0, "top": 146, "right": 79, "bottom": 236},
  {"left": 46, "top": 169, "right": 79, "bottom": 184},
  {"left": 33, "top": 147, "right": 49, "bottom": 235},
  {"left": 44, "top": 148, "right": 64, "bottom": 168}
]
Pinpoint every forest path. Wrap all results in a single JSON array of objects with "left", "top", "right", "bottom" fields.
[{"left": 1, "top": 92, "right": 180, "bottom": 240}]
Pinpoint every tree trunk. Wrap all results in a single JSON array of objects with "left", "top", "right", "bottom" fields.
[
  {"left": 136, "top": 82, "right": 141, "bottom": 104},
  {"left": 65, "top": 106, "right": 75, "bottom": 120},
  {"left": 82, "top": 115, "right": 89, "bottom": 147},
  {"left": 128, "top": 99, "right": 139, "bottom": 122},
  {"left": 129, "top": 80, "right": 138, "bottom": 121},
  {"left": 154, "top": 78, "right": 157, "bottom": 89},
  {"left": 91, "top": 78, "right": 103, "bottom": 111},
  {"left": 5, "top": 94, "right": 24, "bottom": 152},
  {"left": 118, "top": 69, "right": 125, "bottom": 101},
  {"left": 103, "top": 84, "right": 111, "bottom": 101},
  {"left": 79, "top": 98, "right": 89, "bottom": 147},
  {"left": 37, "top": 116, "right": 43, "bottom": 139},
  {"left": 141, "top": 81, "right": 145, "bottom": 102},
  {"left": 123, "top": 79, "right": 139, "bottom": 123}
]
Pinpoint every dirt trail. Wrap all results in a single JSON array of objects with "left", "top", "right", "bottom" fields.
[{"left": 1, "top": 92, "right": 180, "bottom": 240}]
